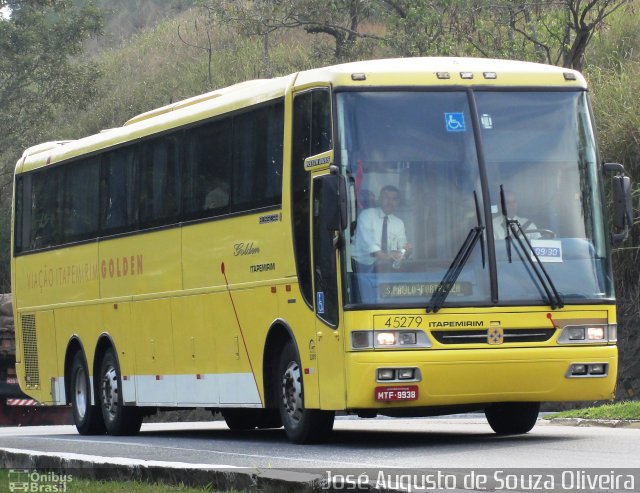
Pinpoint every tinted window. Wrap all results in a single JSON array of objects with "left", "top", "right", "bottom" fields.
[
  {"left": 62, "top": 157, "right": 99, "bottom": 243},
  {"left": 184, "top": 118, "right": 231, "bottom": 220},
  {"left": 291, "top": 89, "right": 332, "bottom": 306},
  {"left": 101, "top": 147, "right": 138, "bottom": 234},
  {"left": 14, "top": 176, "right": 25, "bottom": 254},
  {"left": 138, "top": 134, "right": 182, "bottom": 228},
  {"left": 29, "top": 167, "right": 63, "bottom": 249},
  {"left": 231, "top": 103, "right": 284, "bottom": 211}
]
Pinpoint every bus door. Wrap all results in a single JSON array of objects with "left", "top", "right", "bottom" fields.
[{"left": 312, "top": 173, "right": 346, "bottom": 409}]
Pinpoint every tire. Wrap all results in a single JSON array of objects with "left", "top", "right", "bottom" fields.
[
  {"left": 99, "top": 348, "right": 142, "bottom": 436},
  {"left": 277, "top": 341, "right": 334, "bottom": 444},
  {"left": 70, "top": 352, "right": 105, "bottom": 435},
  {"left": 222, "top": 409, "right": 282, "bottom": 431},
  {"left": 485, "top": 402, "right": 540, "bottom": 435}
]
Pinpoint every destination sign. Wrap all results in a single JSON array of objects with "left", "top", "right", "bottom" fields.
[{"left": 379, "top": 282, "right": 472, "bottom": 298}]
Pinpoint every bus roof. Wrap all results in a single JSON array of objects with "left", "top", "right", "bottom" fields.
[
  {"left": 294, "top": 57, "right": 586, "bottom": 89},
  {"left": 16, "top": 57, "right": 586, "bottom": 174}
]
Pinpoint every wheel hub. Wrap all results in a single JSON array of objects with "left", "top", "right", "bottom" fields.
[
  {"left": 101, "top": 366, "right": 119, "bottom": 420},
  {"left": 74, "top": 367, "right": 87, "bottom": 419},
  {"left": 281, "top": 361, "right": 303, "bottom": 423}
]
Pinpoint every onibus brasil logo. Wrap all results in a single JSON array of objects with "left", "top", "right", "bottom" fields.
[{"left": 8, "top": 469, "right": 73, "bottom": 492}]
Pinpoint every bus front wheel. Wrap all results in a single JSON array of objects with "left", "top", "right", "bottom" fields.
[
  {"left": 70, "top": 352, "right": 105, "bottom": 435},
  {"left": 99, "top": 348, "right": 142, "bottom": 436},
  {"left": 485, "top": 402, "right": 540, "bottom": 435},
  {"left": 277, "top": 341, "right": 334, "bottom": 444}
]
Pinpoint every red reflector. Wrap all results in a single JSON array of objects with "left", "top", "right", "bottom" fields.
[
  {"left": 196, "top": 374, "right": 203, "bottom": 380},
  {"left": 155, "top": 375, "right": 161, "bottom": 381},
  {"left": 375, "top": 385, "right": 419, "bottom": 402},
  {"left": 271, "top": 286, "right": 277, "bottom": 293},
  {"left": 122, "top": 375, "right": 128, "bottom": 381},
  {"left": 286, "top": 284, "right": 291, "bottom": 292}
]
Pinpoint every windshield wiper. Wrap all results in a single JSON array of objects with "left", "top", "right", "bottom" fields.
[
  {"left": 499, "top": 185, "right": 564, "bottom": 310},
  {"left": 427, "top": 192, "right": 485, "bottom": 313}
]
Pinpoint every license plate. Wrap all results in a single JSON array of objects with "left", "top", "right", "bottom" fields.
[{"left": 375, "top": 385, "right": 419, "bottom": 401}]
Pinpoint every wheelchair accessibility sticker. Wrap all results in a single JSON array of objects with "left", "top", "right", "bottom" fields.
[{"left": 445, "top": 112, "right": 466, "bottom": 132}]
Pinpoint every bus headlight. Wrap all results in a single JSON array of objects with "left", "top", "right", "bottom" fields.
[
  {"left": 373, "top": 330, "right": 431, "bottom": 349},
  {"left": 376, "top": 332, "right": 396, "bottom": 345},
  {"left": 558, "top": 325, "right": 615, "bottom": 344},
  {"left": 351, "top": 330, "right": 432, "bottom": 350},
  {"left": 566, "top": 363, "right": 608, "bottom": 378},
  {"left": 399, "top": 332, "right": 417, "bottom": 345},
  {"left": 567, "top": 327, "right": 585, "bottom": 340},
  {"left": 351, "top": 331, "right": 373, "bottom": 349},
  {"left": 587, "top": 327, "right": 605, "bottom": 341}
]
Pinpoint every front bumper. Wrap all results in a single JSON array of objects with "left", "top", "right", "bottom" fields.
[{"left": 345, "top": 345, "right": 617, "bottom": 409}]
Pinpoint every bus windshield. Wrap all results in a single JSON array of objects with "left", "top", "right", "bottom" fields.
[{"left": 337, "top": 90, "right": 612, "bottom": 308}]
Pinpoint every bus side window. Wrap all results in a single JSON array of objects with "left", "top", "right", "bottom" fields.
[
  {"left": 184, "top": 117, "right": 232, "bottom": 220},
  {"left": 231, "top": 101, "right": 284, "bottom": 212},
  {"left": 30, "top": 168, "right": 63, "bottom": 249},
  {"left": 138, "top": 134, "right": 182, "bottom": 229},
  {"left": 101, "top": 147, "right": 137, "bottom": 235},
  {"left": 62, "top": 157, "right": 99, "bottom": 243}
]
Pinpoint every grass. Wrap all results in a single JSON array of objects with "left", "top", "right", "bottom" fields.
[
  {"left": 0, "top": 470, "right": 231, "bottom": 493},
  {"left": 545, "top": 401, "right": 640, "bottom": 420}
]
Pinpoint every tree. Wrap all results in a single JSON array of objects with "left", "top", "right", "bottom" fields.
[
  {"left": 0, "top": 0, "right": 102, "bottom": 291},
  {"left": 203, "top": 0, "right": 383, "bottom": 63},
  {"left": 380, "top": 0, "right": 630, "bottom": 70}
]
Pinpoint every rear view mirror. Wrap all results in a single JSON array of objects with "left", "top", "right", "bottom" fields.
[
  {"left": 612, "top": 174, "right": 632, "bottom": 230},
  {"left": 318, "top": 170, "right": 348, "bottom": 232},
  {"left": 604, "top": 163, "right": 633, "bottom": 245}
]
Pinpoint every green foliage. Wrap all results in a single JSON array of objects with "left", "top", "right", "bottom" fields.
[
  {"left": 546, "top": 401, "right": 640, "bottom": 420},
  {"left": 0, "top": 0, "right": 102, "bottom": 153},
  {"left": 381, "top": 0, "right": 630, "bottom": 70},
  {"left": 581, "top": 4, "right": 640, "bottom": 403},
  {"left": 50, "top": 8, "right": 315, "bottom": 141},
  {"left": 0, "top": 0, "right": 102, "bottom": 291},
  {"left": 93, "top": 0, "right": 194, "bottom": 47}
]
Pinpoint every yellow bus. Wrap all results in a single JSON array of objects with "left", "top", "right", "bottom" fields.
[{"left": 11, "top": 58, "right": 632, "bottom": 443}]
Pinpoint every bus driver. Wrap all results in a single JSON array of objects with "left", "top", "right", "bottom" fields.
[{"left": 352, "top": 185, "right": 412, "bottom": 273}]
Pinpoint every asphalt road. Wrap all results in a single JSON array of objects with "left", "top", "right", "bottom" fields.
[{"left": 1, "top": 415, "right": 640, "bottom": 471}]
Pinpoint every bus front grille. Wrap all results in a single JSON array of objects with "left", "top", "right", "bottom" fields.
[
  {"left": 21, "top": 314, "right": 40, "bottom": 389},
  {"left": 431, "top": 328, "right": 556, "bottom": 345}
]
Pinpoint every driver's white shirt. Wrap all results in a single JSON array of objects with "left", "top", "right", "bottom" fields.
[{"left": 352, "top": 207, "right": 407, "bottom": 266}]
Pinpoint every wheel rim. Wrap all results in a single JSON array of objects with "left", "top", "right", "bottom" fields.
[
  {"left": 281, "top": 360, "right": 303, "bottom": 424},
  {"left": 101, "top": 363, "right": 119, "bottom": 422},
  {"left": 74, "top": 366, "right": 88, "bottom": 420}
]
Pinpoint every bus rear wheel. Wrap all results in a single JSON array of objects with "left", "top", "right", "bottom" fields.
[
  {"left": 485, "top": 402, "right": 540, "bottom": 435},
  {"left": 277, "top": 341, "right": 334, "bottom": 444},
  {"left": 99, "top": 348, "right": 142, "bottom": 436},
  {"left": 70, "top": 352, "right": 105, "bottom": 435}
]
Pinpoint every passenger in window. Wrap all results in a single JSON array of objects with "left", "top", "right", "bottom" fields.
[
  {"left": 31, "top": 184, "right": 58, "bottom": 249},
  {"left": 352, "top": 185, "right": 412, "bottom": 273},
  {"left": 204, "top": 179, "right": 229, "bottom": 211},
  {"left": 493, "top": 192, "right": 541, "bottom": 240}
]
